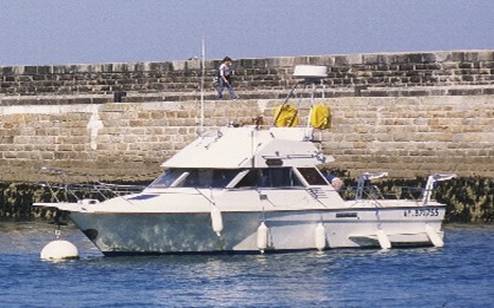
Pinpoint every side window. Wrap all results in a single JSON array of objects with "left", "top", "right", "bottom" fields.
[
  {"left": 297, "top": 168, "right": 328, "bottom": 186},
  {"left": 182, "top": 169, "right": 209, "bottom": 187},
  {"left": 182, "top": 169, "right": 239, "bottom": 188},
  {"left": 235, "top": 168, "right": 303, "bottom": 188},
  {"left": 236, "top": 170, "right": 258, "bottom": 187},
  {"left": 212, "top": 169, "right": 240, "bottom": 187}
]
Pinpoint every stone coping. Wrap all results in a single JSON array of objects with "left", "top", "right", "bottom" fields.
[{"left": 1, "top": 49, "right": 493, "bottom": 72}]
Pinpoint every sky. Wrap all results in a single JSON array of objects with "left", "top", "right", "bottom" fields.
[{"left": 0, "top": 0, "right": 493, "bottom": 66}]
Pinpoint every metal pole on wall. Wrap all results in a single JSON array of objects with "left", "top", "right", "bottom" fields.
[{"left": 200, "top": 37, "right": 206, "bottom": 136}]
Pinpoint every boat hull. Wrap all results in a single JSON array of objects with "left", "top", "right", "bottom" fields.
[{"left": 69, "top": 206, "right": 446, "bottom": 255}]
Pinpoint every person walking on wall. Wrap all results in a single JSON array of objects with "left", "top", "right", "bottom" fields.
[{"left": 216, "top": 56, "right": 238, "bottom": 99}]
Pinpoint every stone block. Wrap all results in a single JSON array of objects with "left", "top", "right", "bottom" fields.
[
  {"left": 149, "top": 62, "right": 173, "bottom": 72},
  {"left": 172, "top": 60, "right": 186, "bottom": 71},
  {"left": 13, "top": 136, "right": 31, "bottom": 144},
  {"left": 24, "top": 66, "right": 38, "bottom": 75},
  {"left": 150, "top": 111, "right": 164, "bottom": 120},
  {"left": 41, "top": 152, "right": 55, "bottom": 160},
  {"left": 362, "top": 54, "right": 382, "bottom": 65},
  {"left": 1, "top": 66, "right": 14, "bottom": 75},
  {"left": 0, "top": 136, "right": 14, "bottom": 144},
  {"left": 37, "top": 66, "right": 53, "bottom": 75},
  {"left": 336, "top": 54, "right": 362, "bottom": 66},
  {"left": 270, "top": 57, "right": 296, "bottom": 67},
  {"left": 476, "top": 51, "right": 494, "bottom": 61},
  {"left": 73, "top": 144, "right": 85, "bottom": 151},
  {"left": 56, "top": 144, "right": 73, "bottom": 151},
  {"left": 406, "top": 53, "right": 424, "bottom": 63}
]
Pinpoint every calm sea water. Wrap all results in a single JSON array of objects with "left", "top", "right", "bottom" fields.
[{"left": 0, "top": 222, "right": 493, "bottom": 307}]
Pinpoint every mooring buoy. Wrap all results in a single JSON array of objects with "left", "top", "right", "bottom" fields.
[{"left": 40, "top": 240, "right": 79, "bottom": 261}]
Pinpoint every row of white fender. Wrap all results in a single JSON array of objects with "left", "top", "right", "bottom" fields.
[
  {"left": 212, "top": 209, "right": 445, "bottom": 251},
  {"left": 210, "top": 209, "right": 328, "bottom": 252},
  {"left": 256, "top": 222, "right": 327, "bottom": 253}
]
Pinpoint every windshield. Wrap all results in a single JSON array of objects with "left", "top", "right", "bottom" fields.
[{"left": 149, "top": 168, "right": 240, "bottom": 189}]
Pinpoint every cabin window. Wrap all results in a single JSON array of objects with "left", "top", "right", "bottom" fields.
[
  {"left": 149, "top": 168, "right": 240, "bottom": 188},
  {"left": 235, "top": 168, "right": 303, "bottom": 188},
  {"left": 149, "top": 169, "right": 185, "bottom": 188},
  {"left": 297, "top": 168, "right": 328, "bottom": 186},
  {"left": 182, "top": 169, "right": 239, "bottom": 188}
]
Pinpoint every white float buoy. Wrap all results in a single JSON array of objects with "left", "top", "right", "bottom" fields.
[
  {"left": 314, "top": 223, "right": 327, "bottom": 251},
  {"left": 256, "top": 222, "right": 269, "bottom": 253},
  {"left": 210, "top": 207, "right": 223, "bottom": 236},
  {"left": 40, "top": 240, "right": 79, "bottom": 261}
]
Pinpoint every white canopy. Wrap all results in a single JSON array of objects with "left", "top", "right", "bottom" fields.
[{"left": 162, "top": 127, "right": 333, "bottom": 169}]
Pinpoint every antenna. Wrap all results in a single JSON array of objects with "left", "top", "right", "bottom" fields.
[
  {"left": 199, "top": 37, "right": 206, "bottom": 136},
  {"left": 293, "top": 65, "right": 327, "bottom": 138},
  {"left": 273, "top": 65, "right": 327, "bottom": 127}
]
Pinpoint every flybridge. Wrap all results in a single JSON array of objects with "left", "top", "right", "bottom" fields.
[{"left": 161, "top": 126, "right": 334, "bottom": 169}]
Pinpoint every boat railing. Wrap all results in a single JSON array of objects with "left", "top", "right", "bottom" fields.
[
  {"left": 342, "top": 185, "right": 425, "bottom": 201},
  {"left": 37, "top": 167, "right": 146, "bottom": 203},
  {"left": 355, "top": 172, "right": 388, "bottom": 200},
  {"left": 340, "top": 172, "right": 456, "bottom": 205}
]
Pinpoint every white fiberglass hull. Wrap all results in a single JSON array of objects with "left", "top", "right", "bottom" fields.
[{"left": 69, "top": 206, "right": 446, "bottom": 256}]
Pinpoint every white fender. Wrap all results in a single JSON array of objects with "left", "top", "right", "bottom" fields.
[
  {"left": 256, "top": 222, "right": 269, "bottom": 253},
  {"left": 314, "top": 223, "right": 326, "bottom": 251},
  {"left": 40, "top": 240, "right": 79, "bottom": 261},
  {"left": 210, "top": 207, "right": 223, "bottom": 236},
  {"left": 376, "top": 229, "right": 391, "bottom": 250},
  {"left": 425, "top": 225, "right": 444, "bottom": 248}
]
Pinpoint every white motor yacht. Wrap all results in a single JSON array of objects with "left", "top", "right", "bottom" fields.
[{"left": 35, "top": 126, "right": 454, "bottom": 255}]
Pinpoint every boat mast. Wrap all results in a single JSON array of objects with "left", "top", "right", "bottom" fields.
[{"left": 199, "top": 37, "right": 206, "bottom": 136}]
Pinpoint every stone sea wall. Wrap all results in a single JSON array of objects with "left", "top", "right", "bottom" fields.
[
  {"left": 1, "top": 50, "right": 493, "bottom": 102},
  {"left": 0, "top": 49, "right": 493, "bottom": 222},
  {"left": 0, "top": 96, "right": 493, "bottom": 182}
]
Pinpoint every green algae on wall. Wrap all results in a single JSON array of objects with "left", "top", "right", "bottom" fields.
[{"left": 0, "top": 182, "right": 58, "bottom": 220}]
